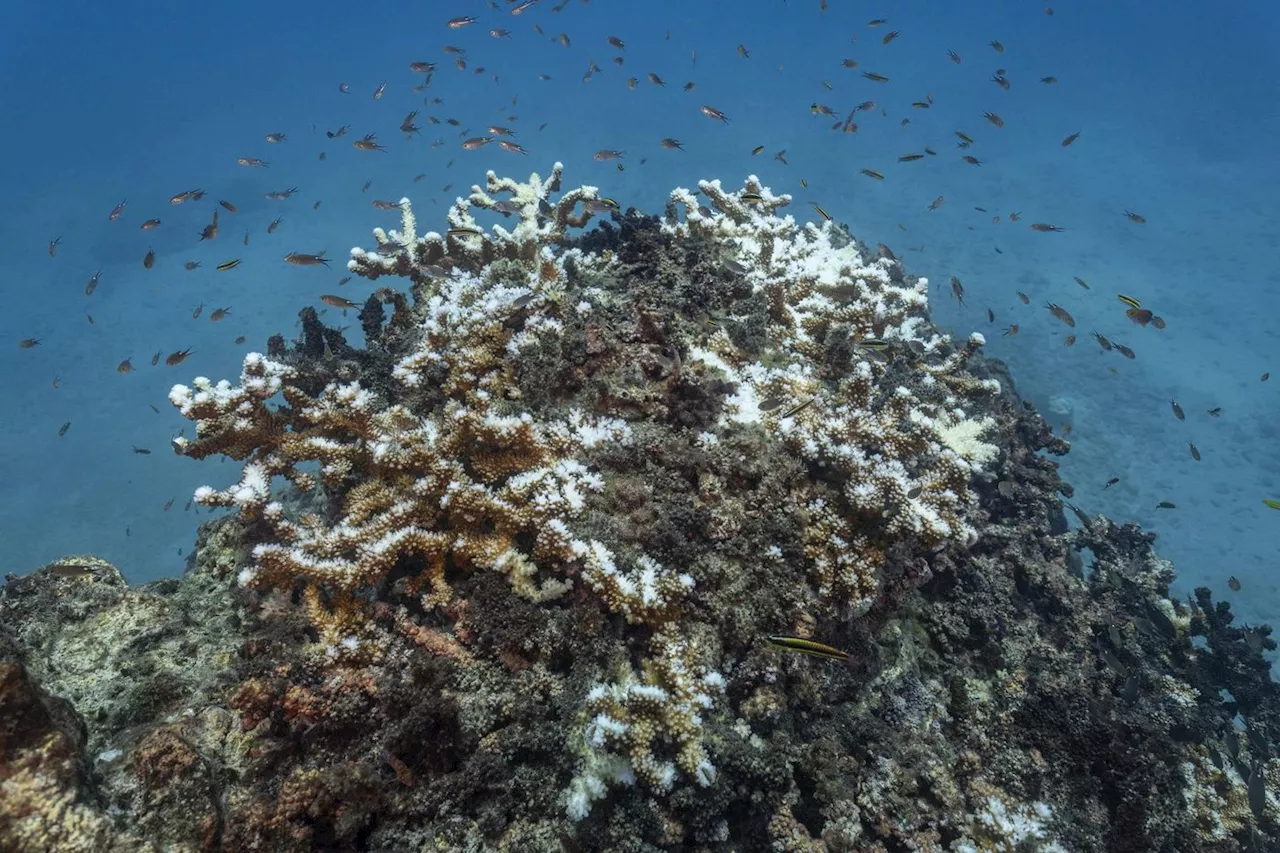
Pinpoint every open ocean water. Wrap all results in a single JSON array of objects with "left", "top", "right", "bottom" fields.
[{"left": 0, "top": 0, "right": 1275, "bottom": 633}]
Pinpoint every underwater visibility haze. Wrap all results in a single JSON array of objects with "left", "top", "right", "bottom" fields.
[{"left": 2, "top": 0, "right": 1279, "bottom": 850}]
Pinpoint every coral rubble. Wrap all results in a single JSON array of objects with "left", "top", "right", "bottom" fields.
[{"left": 3, "top": 168, "right": 1278, "bottom": 852}]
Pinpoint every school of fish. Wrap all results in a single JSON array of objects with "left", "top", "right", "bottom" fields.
[{"left": 18, "top": 0, "right": 1278, "bottom": 579}]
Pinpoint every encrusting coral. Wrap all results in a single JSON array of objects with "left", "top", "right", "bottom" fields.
[{"left": 7, "top": 164, "right": 1277, "bottom": 852}]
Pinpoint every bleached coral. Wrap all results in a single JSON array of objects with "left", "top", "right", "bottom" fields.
[
  {"left": 567, "top": 629, "right": 724, "bottom": 817},
  {"left": 348, "top": 162, "right": 605, "bottom": 283},
  {"left": 665, "top": 177, "right": 1000, "bottom": 609}
]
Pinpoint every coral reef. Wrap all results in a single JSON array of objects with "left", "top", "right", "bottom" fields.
[{"left": 3, "top": 167, "right": 1279, "bottom": 852}]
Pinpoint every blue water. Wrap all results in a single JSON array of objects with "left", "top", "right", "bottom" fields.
[{"left": 1, "top": 0, "right": 1276, "bottom": 628}]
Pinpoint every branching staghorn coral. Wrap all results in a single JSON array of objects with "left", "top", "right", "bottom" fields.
[{"left": 347, "top": 161, "right": 603, "bottom": 285}]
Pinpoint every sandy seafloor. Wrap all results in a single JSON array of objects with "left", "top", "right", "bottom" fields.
[{"left": 0, "top": 0, "right": 1275, "bottom": 629}]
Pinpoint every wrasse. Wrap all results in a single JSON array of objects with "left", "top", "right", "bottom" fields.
[
  {"left": 1030, "top": 223, "right": 1064, "bottom": 232},
  {"left": 766, "top": 635, "right": 848, "bottom": 662},
  {"left": 1117, "top": 294, "right": 1142, "bottom": 310},
  {"left": 219, "top": 199, "right": 238, "bottom": 213},
  {"left": 447, "top": 15, "right": 477, "bottom": 28},
  {"left": 236, "top": 157, "right": 269, "bottom": 167},
  {"left": 862, "top": 72, "right": 889, "bottom": 82},
  {"left": 216, "top": 258, "right": 240, "bottom": 271}
]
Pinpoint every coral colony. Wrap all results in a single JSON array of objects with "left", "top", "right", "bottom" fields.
[{"left": 4, "top": 167, "right": 1279, "bottom": 851}]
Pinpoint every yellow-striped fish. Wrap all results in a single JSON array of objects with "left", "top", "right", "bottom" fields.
[
  {"left": 217, "top": 258, "right": 241, "bottom": 271},
  {"left": 1117, "top": 294, "right": 1142, "bottom": 310},
  {"left": 766, "top": 635, "right": 848, "bottom": 662},
  {"left": 1264, "top": 499, "right": 1280, "bottom": 510}
]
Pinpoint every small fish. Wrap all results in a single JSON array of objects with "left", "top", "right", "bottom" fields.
[
  {"left": 217, "top": 259, "right": 241, "bottom": 271},
  {"left": 1103, "top": 477, "right": 1120, "bottom": 489},
  {"left": 1189, "top": 442, "right": 1201, "bottom": 461},
  {"left": 928, "top": 195, "right": 945, "bottom": 211},
  {"left": 372, "top": 81, "right": 387, "bottom": 99},
  {"left": 284, "top": 252, "right": 330, "bottom": 267},
  {"left": 267, "top": 217, "right": 283, "bottom": 234},
  {"left": 700, "top": 105, "right": 729, "bottom": 123},
  {"left": 1030, "top": 223, "right": 1064, "bottom": 232},
  {"left": 183, "top": 261, "right": 200, "bottom": 271},
  {"left": 1002, "top": 324, "right": 1018, "bottom": 336},
  {"left": 1263, "top": 499, "right": 1280, "bottom": 510},
  {"left": 151, "top": 351, "right": 161, "bottom": 366},
  {"left": 1045, "top": 302, "right": 1075, "bottom": 327},
  {"left": 862, "top": 72, "right": 889, "bottom": 82},
  {"left": 1117, "top": 294, "right": 1142, "bottom": 310},
  {"left": 861, "top": 168, "right": 884, "bottom": 180},
  {"left": 990, "top": 40, "right": 1004, "bottom": 53},
  {"left": 780, "top": 398, "right": 814, "bottom": 419},
  {"left": 18, "top": 337, "right": 41, "bottom": 349},
  {"left": 1073, "top": 276, "right": 1089, "bottom": 290},
  {"left": 143, "top": 248, "right": 155, "bottom": 269},
  {"left": 766, "top": 635, "right": 848, "bottom": 662},
  {"left": 1171, "top": 400, "right": 1185, "bottom": 421},
  {"left": 447, "top": 15, "right": 477, "bottom": 28},
  {"left": 165, "top": 348, "right": 194, "bottom": 366},
  {"left": 1126, "top": 308, "right": 1154, "bottom": 326},
  {"left": 1114, "top": 343, "right": 1136, "bottom": 360},
  {"left": 132, "top": 446, "right": 151, "bottom": 455},
  {"left": 660, "top": 138, "right": 684, "bottom": 150},
  {"left": 811, "top": 203, "right": 831, "bottom": 221},
  {"left": 1093, "top": 332, "right": 1112, "bottom": 351},
  {"left": 1229, "top": 576, "right": 1243, "bottom": 591},
  {"left": 983, "top": 111, "right": 1004, "bottom": 127},
  {"left": 210, "top": 307, "right": 231, "bottom": 322},
  {"left": 593, "top": 149, "right": 625, "bottom": 161},
  {"left": 320, "top": 295, "right": 356, "bottom": 308},
  {"left": 1016, "top": 291, "right": 1030, "bottom": 304},
  {"left": 117, "top": 358, "right": 133, "bottom": 374},
  {"left": 140, "top": 218, "right": 161, "bottom": 230},
  {"left": 219, "top": 199, "right": 239, "bottom": 213},
  {"left": 1207, "top": 407, "right": 1222, "bottom": 417},
  {"left": 236, "top": 157, "right": 269, "bottom": 167},
  {"left": 58, "top": 422, "right": 70, "bottom": 436},
  {"left": 108, "top": 199, "right": 127, "bottom": 220},
  {"left": 498, "top": 140, "right": 528, "bottom": 155},
  {"left": 950, "top": 277, "right": 966, "bottom": 306},
  {"left": 265, "top": 187, "right": 297, "bottom": 200},
  {"left": 1156, "top": 501, "right": 1176, "bottom": 509},
  {"left": 1061, "top": 132, "right": 1081, "bottom": 147},
  {"left": 86, "top": 270, "right": 101, "bottom": 295},
  {"left": 353, "top": 134, "right": 387, "bottom": 152},
  {"left": 1124, "top": 210, "right": 1146, "bottom": 224},
  {"left": 48, "top": 237, "right": 61, "bottom": 257}
]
